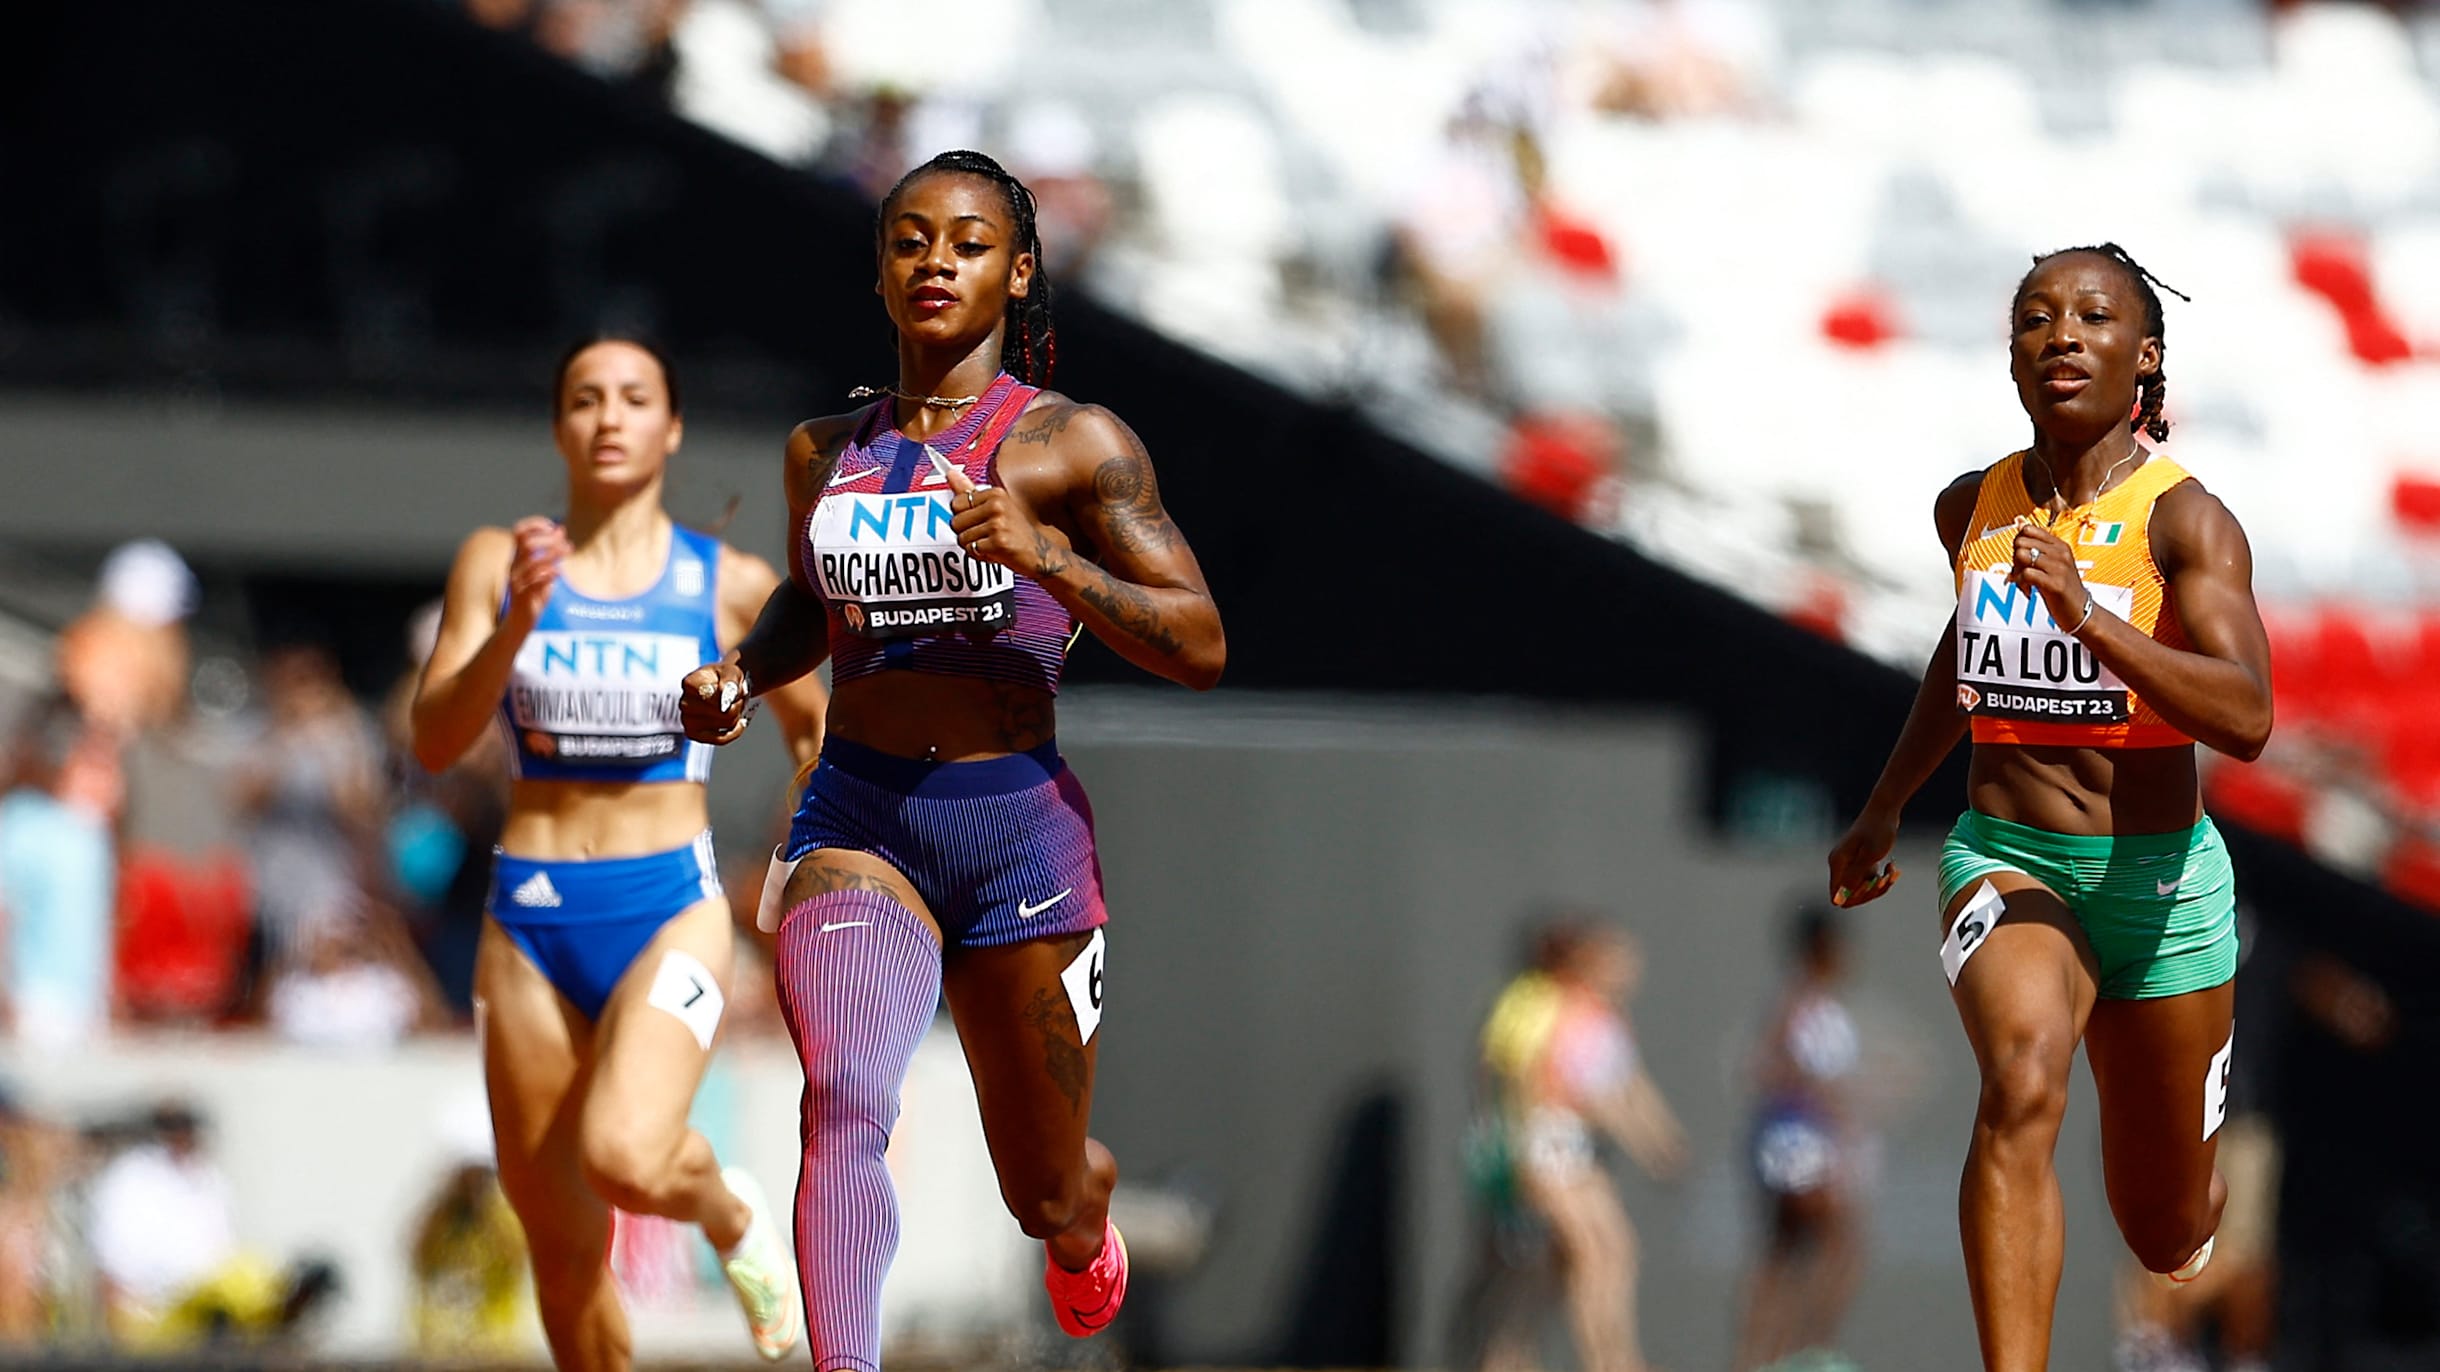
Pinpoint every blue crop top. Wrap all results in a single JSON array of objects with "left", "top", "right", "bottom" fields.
[{"left": 498, "top": 523, "right": 723, "bottom": 784}]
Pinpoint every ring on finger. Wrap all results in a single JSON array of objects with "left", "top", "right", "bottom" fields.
[{"left": 2027, "top": 547, "right": 2042, "bottom": 563}]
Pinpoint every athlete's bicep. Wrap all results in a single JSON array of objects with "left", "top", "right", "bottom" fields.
[
  {"left": 418, "top": 528, "right": 512, "bottom": 695},
  {"left": 1059, "top": 406, "right": 1210, "bottom": 593},
  {"left": 2158, "top": 487, "right": 2272, "bottom": 684}
]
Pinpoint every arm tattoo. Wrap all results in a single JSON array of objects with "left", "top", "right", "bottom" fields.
[
  {"left": 1076, "top": 569, "right": 1184, "bottom": 656},
  {"left": 1021, "top": 986, "right": 1090, "bottom": 1115},
  {"left": 1030, "top": 528, "right": 1071, "bottom": 577},
  {"left": 1088, "top": 453, "right": 1182, "bottom": 555},
  {"left": 1008, "top": 407, "right": 1079, "bottom": 447}
]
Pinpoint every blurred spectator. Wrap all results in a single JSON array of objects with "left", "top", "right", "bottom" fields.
[
  {"left": 0, "top": 1088, "right": 74, "bottom": 1345},
  {"left": 762, "top": 0, "right": 833, "bottom": 99},
  {"left": 533, "top": 0, "right": 685, "bottom": 98},
  {"left": 54, "top": 540, "right": 196, "bottom": 740},
  {"left": 1006, "top": 101, "right": 1115, "bottom": 283},
  {"left": 462, "top": 0, "right": 539, "bottom": 34},
  {"left": 382, "top": 601, "right": 505, "bottom": 1015},
  {"left": 1577, "top": 0, "right": 1780, "bottom": 121},
  {"left": 88, "top": 1102, "right": 236, "bottom": 1340},
  {"left": 233, "top": 644, "right": 385, "bottom": 972},
  {"left": 0, "top": 698, "right": 118, "bottom": 1047},
  {"left": 265, "top": 909, "right": 448, "bottom": 1050},
  {"left": 1391, "top": 94, "right": 1533, "bottom": 397},
  {"left": 1734, "top": 903, "right": 1865, "bottom": 1372},
  {"left": 408, "top": 1100, "right": 528, "bottom": 1356},
  {"left": 834, "top": 85, "right": 925, "bottom": 201},
  {"left": 1457, "top": 917, "right": 1685, "bottom": 1372},
  {"left": 88, "top": 1102, "right": 339, "bottom": 1349}
]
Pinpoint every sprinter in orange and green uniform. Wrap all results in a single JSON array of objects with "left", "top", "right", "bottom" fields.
[{"left": 1828, "top": 245, "right": 2274, "bottom": 1372}]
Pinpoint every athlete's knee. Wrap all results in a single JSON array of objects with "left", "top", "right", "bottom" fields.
[
  {"left": 803, "top": 1061, "right": 898, "bottom": 1157},
  {"left": 1001, "top": 1167, "right": 1091, "bottom": 1240},
  {"left": 1974, "top": 1036, "right": 2074, "bottom": 1141},
  {"left": 778, "top": 889, "right": 939, "bottom": 1155},
  {"left": 578, "top": 1117, "right": 682, "bottom": 1214},
  {"left": 2120, "top": 1187, "right": 2220, "bottom": 1274}
]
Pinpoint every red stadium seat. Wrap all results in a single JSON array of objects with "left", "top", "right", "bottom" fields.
[{"left": 2203, "top": 759, "right": 2310, "bottom": 844}]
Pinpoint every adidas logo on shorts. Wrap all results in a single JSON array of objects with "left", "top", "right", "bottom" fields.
[{"left": 511, "top": 872, "right": 563, "bottom": 908}]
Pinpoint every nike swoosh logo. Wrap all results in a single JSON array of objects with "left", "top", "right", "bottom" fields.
[
  {"left": 818, "top": 920, "right": 872, "bottom": 933},
  {"left": 1977, "top": 524, "right": 2020, "bottom": 542},
  {"left": 825, "top": 465, "right": 872, "bottom": 488},
  {"left": 1016, "top": 889, "right": 1072, "bottom": 919},
  {"left": 2156, "top": 880, "right": 2181, "bottom": 897},
  {"left": 1065, "top": 1274, "right": 1122, "bottom": 1330}
]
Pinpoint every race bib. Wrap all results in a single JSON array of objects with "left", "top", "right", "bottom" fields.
[
  {"left": 1954, "top": 571, "right": 2137, "bottom": 724},
  {"left": 508, "top": 630, "right": 696, "bottom": 761},
  {"left": 811, "top": 492, "right": 1015, "bottom": 639}
]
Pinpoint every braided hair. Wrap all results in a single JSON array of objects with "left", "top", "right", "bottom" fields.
[
  {"left": 878, "top": 150, "right": 1057, "bottom": 387},
  {"left": 2015, "top": 242, "right": 2189, "bottom": 443}
]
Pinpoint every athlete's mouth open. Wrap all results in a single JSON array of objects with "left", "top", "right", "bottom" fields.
[{"left": 2039, "top": 361, "right": 2090, "bottom": 397}]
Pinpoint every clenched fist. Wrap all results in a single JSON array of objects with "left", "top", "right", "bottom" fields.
[{"left": 679, "top": 661, "right": 752, "bottom": 745}]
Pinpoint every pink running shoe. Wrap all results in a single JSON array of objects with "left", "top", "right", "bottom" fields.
[{"left": 1044, "top": 1219, "right": 1128, "bottom": 1337}]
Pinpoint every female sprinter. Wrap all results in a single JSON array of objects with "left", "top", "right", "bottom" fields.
[
  {"left": 1733, "top": 903, "right": 1864, "bottom": 1372},
  {"left": 679, "top": 149, "right": 1224, "bottom": 1369},
  {"left": 412, "top": 338, "right": 827, "bottom": 1369},
  {"left": 1470, "top": 920, "right": 1686, "bottom": 1372},
  {"left": 1827, "top": 243, "right": 2273, "bottom": 1371}
]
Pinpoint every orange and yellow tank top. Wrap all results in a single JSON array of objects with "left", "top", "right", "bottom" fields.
[{"left": 1953, "top": 451, "right": 2196, "bottom": 749}]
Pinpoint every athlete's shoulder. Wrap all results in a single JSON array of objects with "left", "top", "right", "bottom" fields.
[
  {"left": 447, "top": 525, "right": 517, "bottom": 582},
  {"left": 1004, "top": 389, "right": 1110, "bottom": 444},
  {"left": 457, "top": 523, "right": 517, "bottom": 555},
  {"left": 1934, "top": 467, "right": 1991, "bottom": 553},
  {"left": 1007, "top": 394, "right": 1145, "bottom": 475},
  {"left": 713, "top": 540, "right": 784, "bottom": 599},
  {"left": 790, "top": 407, "right": 869, "bottom": 448},
  {"left": 2149, "top": 469, "right": 2248, "bottom": 566},
  {"left": 786, "top": 407, "right": 873, "bottom": 498}
]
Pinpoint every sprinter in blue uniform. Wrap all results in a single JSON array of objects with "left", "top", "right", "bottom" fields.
[{"left": 411, "top": 338, "right": 825, "bottom": 1370}]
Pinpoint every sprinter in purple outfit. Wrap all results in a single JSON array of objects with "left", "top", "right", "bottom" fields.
[{"left": 678, "top": 150, "right": 1224, "bottom": 1370}]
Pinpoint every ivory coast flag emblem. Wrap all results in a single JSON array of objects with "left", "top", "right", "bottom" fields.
[{"left": 2080, "top": 521, "right": 2125, "bottom": 546}]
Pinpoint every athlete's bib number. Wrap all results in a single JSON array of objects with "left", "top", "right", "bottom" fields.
[
  {"left": 811, "top": 492, "right": 1016, "bottom": 639},
  {"left": 1955, "top": 571, "right": 2136, "bottom": 723}
]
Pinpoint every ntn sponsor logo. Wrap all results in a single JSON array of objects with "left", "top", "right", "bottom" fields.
[{"left": 836, "top": 493, "right": 957, "bottom": 543}]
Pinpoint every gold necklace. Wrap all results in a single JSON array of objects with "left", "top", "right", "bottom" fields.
[
  {"left": 849, "top": 384, "right": 979, "bottom": 410},
  {"left": 2028, "top": 439, "right": 2141, "bottom": 533}
]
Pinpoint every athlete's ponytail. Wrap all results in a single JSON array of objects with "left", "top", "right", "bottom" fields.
[
  {"left": 2016, "top": 243, "right": 2187, "bottom": 443},
  {"left": 878, "top": 151, "right": 1057, "bottom": 388}
]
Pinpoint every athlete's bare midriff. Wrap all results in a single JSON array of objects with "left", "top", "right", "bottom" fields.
[
  {"left": 825, "top": 672, "right": 1056, "bottom": 764},
  {"left": 1967, "top": 741, "right": 2202, "bottom": 837},
  {"left": 502, "top": 778, "right": 710, "bottom": 860}
]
